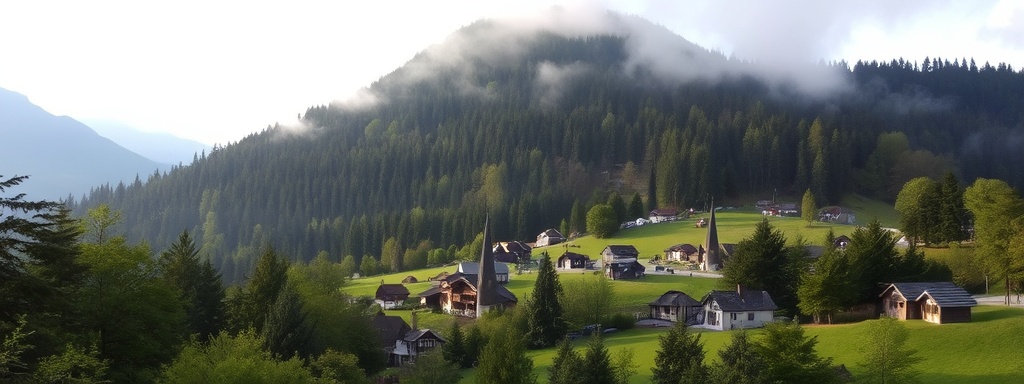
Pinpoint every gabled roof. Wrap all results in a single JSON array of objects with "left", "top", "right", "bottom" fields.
[
  {"left": 478, "top": 216, "right": 500, "bottom": 307},
  {"left": 665, "top": 243, "right": 699, "bottom": 254},
  {"left": 882, "top": 282, "right": 977, "bottom": 307},
  {"left": 403, "top": 329, "right": 446, "bottom": 343},
  {"left": 702, "top": 289, "right": 778, "bottom": 312},
  {"left": 376, "top": 284, "right": 410, "bottom": 298},
  {"left": 539, "top": 228, "right": 564, "bottom": 238},
  {"left": 416, "top": 286, "right": 442, "bottom": 298},
  {"left": 606, "top": 260, "right": 645, "bottom": 272},
  {"left": 650, "top": 290, "right": 701, "bottom": 307},
  {"left": 558, "top": 251, "right": 590, "bottom": 261},
  {"left": 604, "top": 245, "right": 639, "bottom": 257},
  {"left": 371, "top": 311, "right": 411, "bottom": 348},
  {"left": 458, "top": 261, "right": 510, "bottom": 275},
  {"left": 650, "top": 208, "right": 680, "bottom": 216},
  {"left": 495, "top": 241, "right": 531, "bottom": 253}
]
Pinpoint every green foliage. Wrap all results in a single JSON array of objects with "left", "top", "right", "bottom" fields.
[
  {"left": 33, "top": 343, "right": 109, "bottom": 384},
  {"left": 709, "top": 331, "right": 766, "bottom": 384},
  {"left": 442, "top": 322, "right": 467, "bottom": 368},
  {"left": 399, "top": 349, "right": 461, "bottom": 384},
  {"left": 158, "top": 331, "right": 315, "bottom": 383},
  {"left": 964, "top": 178, "right": 1024, "bottom": 304},
  {"left": 475, "top": 324, "right": 535, "bottom": 384},
  {"left": 547, "top": 338, "right": 582, "bottom": 384},
  {"left": 231, "top": 246, "right": 290, "bottom": 334},
  {"left": 359, "top": 255, "right": 380, "bottom": 277},
  {"left": 607, "top": 194, "right": 627, "bottom": 225},
  {"left": 895, "top": 177, "right": 941, "bottom": 245},
  {"left": 722, "top": 218, "right": 800, "bottom": 314},
  {"left": 309, "top": 349, "right": 368, "bottom": 384},
  {"left": 559, "top": 274, "right": 614, "bottom": 329},
  {"left": 845, "top": 220, "right": 901, "bottom": 303},
  {"left": 380, "top": 237, "right": 401, "bottom": 273},
  {"left": 651, "top": 321, "right": 706, "bottom": 384},
  {"left": 580, "top": 335, "right": 616, "bottom": 384},
  {"left": 527, "top": 253, "right": 567, "bottom": 349},
  {"left": 463, "top": 325, "right": 486, "bottom": 369},
  {"left": 938, "top": 172, "right": 968, "bottom": 243},
  {"left": 260, "top": 283, "right": 313, "bottom": 359},
  {"left": 798, "top": 241, "right": 854, "bottom": 324},
  {"left": 586, "top": 204, "right": 619, "bottom": 238},
  {"left": 627, "top": 193, "right": 645, "bottom": 221},
  {"left": 756, "top": 321, "right": 838, "bottom": 384},
  {"left": 857, "top": 317, "right": 923, "bottom": 384},
  {"left": 1, "top": 315, "right": 31, "bottom": 380},
  {"left": 160, "top": 230, "right": 226, "bottom": 343},
  {"left": 801, "top": 189, "right": 817, "bottom": 226}
]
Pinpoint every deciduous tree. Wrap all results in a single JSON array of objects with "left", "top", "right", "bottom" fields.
[{"left": 586, "top": 204, "right": 618, "bottom": 238}]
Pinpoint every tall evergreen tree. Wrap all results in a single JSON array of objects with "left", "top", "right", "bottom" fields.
[
  {"left": 527, "top": 252, "right": 567, "bottom": 349},
  {"left": 627, "top": 193, "right": 645, "bottom": 221},
  {"left": 232, "top": 246, "right": 290, "bottom": 334},
  {"left": 651, "top": 321, "right": 706, "bottom": 384},
  {"left": 548, "top": 338, "right": 582, "bottom": 384},
  {"left": 475, "top": 324, "right": 535, "bottom": 384},
  {"left": 160, "top": 230, "right": 226, "bottom": 342},
  {"left": 646, "top": 167, "right": 658, "bottom": 212},
  {"left": 581, "top": 335, "right": 616, "bottom": 384},
  {"left": 938, "top": 172, "right": 967, "bottom": 243},
  {"left": 442, "top": 322, "right": 467, "bottom": 368},
  {"left": 709, "top": 331, "right": 766, "bottom": 384},
  {"left": 756, "top": 321, "right": 838, "bottom": 384},
  {"left": 846, "top": 220, "right": 900, "bottom": 303},
  {"left": 722, "top": 219, "right": 799, "bottom": 314},
  {"left": 798, "top": 243, "right": 853, "bottom": 324},
  {"left": 261, "top": 283, "right": 313, "bottom": 359},
  {"left": 464, "top": 325, "right": 486, "bottom": 368},
  {"left": 607, "top": 194, "right": 627, "bottom": 225}
]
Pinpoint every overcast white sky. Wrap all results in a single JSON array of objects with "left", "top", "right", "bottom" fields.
[{"left": 2, "top": 0, "right": 1023, "bottom": 145}]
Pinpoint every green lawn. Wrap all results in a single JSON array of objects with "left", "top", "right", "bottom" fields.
[{"left": 457, "top": 305, "right": 1024, "bottom": 383}]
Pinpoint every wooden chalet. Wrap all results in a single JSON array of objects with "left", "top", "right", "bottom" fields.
[
  {"left": 649, "top": 290, "right": 702, "bottom": 324},
  {"left": 370, "top": 311, "right": 411, "bottom": 356},
  {"left": 390, "top": 329, "right": 446, "bottom": 366},
  {"left": 663, "top": 243, "right": 699, "bottom": 262},
  {"left": 536, "top": 228, "right": 566, "bottom": 247},
  {"left": 601, "top": 244, "right": 639, "bottom": 264},
  {"left": 701, "top": 286, "right": 777, "bottom": 331},
  {"left": 557, "top": 251, "right": 590, "bottom": 270},
  {"left": 375, "top": 283, "right": 410, "bottom": 309},
  {"left": 605, "top": 260, "right": 645, "bottom": 280},
  {"left": 880, "top": 282, "right": 977, "bottom": 324},
  {"left": 457, "top": 261, "right": 510, "bottom": 284},
  {"left": 493, "top": 241, "right": 532, "bottom": 264}
]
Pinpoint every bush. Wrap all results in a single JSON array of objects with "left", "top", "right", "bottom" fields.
[{"left": 603, "top": 313, "right": 636, "bottom": 331}]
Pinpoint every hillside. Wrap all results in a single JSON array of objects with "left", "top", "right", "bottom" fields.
[
  {"left": 66, "top": 10, "right": 1024, "bottom": 282},
  {"left": 0, "top": 87, "right": 166, "bottom": 201}
]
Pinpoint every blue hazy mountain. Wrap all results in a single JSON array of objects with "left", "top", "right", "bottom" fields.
[
  {"left": 82, "top": 119, "right": 210, "bottom": 166},
  {"left": 1, "top": 87, "right": 167, "bottom": 201}
]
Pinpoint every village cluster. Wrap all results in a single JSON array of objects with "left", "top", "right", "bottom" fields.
[{"left": 367, "top": 207, "right": 977, "bottom": 367}]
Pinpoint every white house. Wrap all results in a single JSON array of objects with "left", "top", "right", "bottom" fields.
[{"left": 701, "top": 286, "right": 777, "bottom": 331}]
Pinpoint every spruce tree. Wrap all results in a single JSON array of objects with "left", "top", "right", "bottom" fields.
[
  {"left": 628, "top": 192, "right": 645, "bottom": 221},
  {"left": 581, "top": 335, "right": 615, "bottom": 384},
  {"left": 548, "top": 338, "right": 582, "bottom": 384},
  {"left": 527, "top": 252, "right": 567, "bottom": 349},
  {"left": 160, "top": 230, "right": 225, "bottom": 342},
  {"left": 442, "top": 322, "right": 467, "bottom": 368},
  {"left": 756, "top": 321, "right": 838, "bottom": 384},
  {"left": 652, "top": 321, "right": 706, "bottom": 384},
  {"left": 938, "top": 172, "right": 967, "bottom": 243},
  {"left": 710, "top": 331, "right": 766, "bottom": 384},
  {"left": 475, "top": 324, "right": 535, "bottom": 384},
  {"left": 261, "top": 283, "right": 313, "bottom": 359}
]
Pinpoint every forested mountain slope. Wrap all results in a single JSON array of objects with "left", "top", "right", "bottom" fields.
[{"left": 69, "top": 11, "right": 1024, "bottom": 283}]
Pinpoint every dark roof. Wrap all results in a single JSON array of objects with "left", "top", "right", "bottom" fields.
[
  {"left": 376, "top": 284, "right": 410, "bottom": 298},
  {"left": 371, "top": 311, "right": 411, "bottom": 348},
  {"left": 478, "top": 216, "right": 500, "bottom": 306},
  {"left": 665, "top": 244, "right": 699, "bottom": 254},
  {"left": 458, "top": 261, "right": 510, "bottom": 275},
  {"left": 540, "top": 228, "right": 564, "bottom": 238},
  {"left": 558, "top": 252, "right": 590, "bottom": 261},
  {"left": 883, "top": 282, "right": 977, "bottom": 307},
  {"left": 403, "top": 329, "right": 446, "bottom": 343},
  {"left": 650, "top": 208, "right": 680, "bottom": 216},
  {"left": 604, "top": 245, "right": 639, "bottom": 257},
  {"left": 497, "top": 241, "right": 531, "bottom": 253},
  {"left": 649, "top": 290, "right": 701, "bottom": 307},
  {"left": 495, "top": 284, "right": 518, "bottom": 303},
  {"left": 702, "top": 289, "right": 778, "bottom": 312},
  {"left": 417, "top": 286, "right": 442, "bottom": 297},
  {"left": 607, "top": 260, "right": 645, "bottom": 272}
]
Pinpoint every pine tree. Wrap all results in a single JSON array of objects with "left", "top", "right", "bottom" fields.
[
  {"left": 709, "top": 331, "right": 766, "bottom": 384},
  {"left": 846, "top": 220, "right": 900, "bottom": 303},
  {"left": 442, "top": 322, "right": 467, "bottom": 368},
  {"left": 527, "top": 252, "right": 567, "bottom": 349},
  {"left": 651, "top": 321, "right": 706, "bottom": 384},
  {"left": 233, "top": 246, "right": 289, "bottom": 333},
  {"left": 464, "top": 325, "right": 486, "bottom": 368},
  {"left": 627, "top": 193, "right": 645, "bottom": 221},
  {"left": 722, "top": 219, "right": 799, "bottom": 314},
  {"left": 548, "top": 338, "right": 582, "bottom": 384},
  {"left": 756, "top": 321, "right": 838, "bottom": 384},
  {"left": 475, "top": 324, "right": 535, "bottom": 384},
  {"left": 797, "top": 242, "right": 853, "bottom": 324},
  {"left": 938, "top": 172, "right": 967, "bottom": 243},
  {"left": 160, "top": 230, "right": 225, "bottom": 342},
  {"left": 581, "top": 335, "right": 615, "bottom": 384},
  {"left": 261, "top": 283, "right": 313, "bottom": 359},
  {"left": 607, "top": 194, "right": 627, "bottom": 225}
]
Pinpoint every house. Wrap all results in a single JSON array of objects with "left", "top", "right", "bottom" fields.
[
  {"left": 664, "top": 243, "right": 699, "bottom": 262},
  {"left": 557, "top": 251, "right": 590, "bottom": 270},
  {"left": 493, "top": 241, "right": 532, "bottom": 264},
  {"left": 375, "top": 283, "right": 410, "bottom": 309},
  {"left": 605, "top": 260, "right": 645, "bottom": 280},
  {"left": 457, "top": 261, "right": 510, "bottom": 284},
  {"left": 649, "top": 208, "right": 681, "bottom": 223},
  {"left": 419, "top": 216, "right": 518, "bottom": 317},
  {"left": 701, "top": 286, "right": 778, "bottom": 331},
  {"left": 879, "top": 282, "right": 977, "bottom": 324},
  {"left": 649, "top": 290, "right": 702, "bottom": 324},
  {"left": 601, "top": 244, "right": 640, "bottom": 265},
  {"left": 833, "top": 235, "right": 851, "bottom": 249},
  {"left": 536, "top": 228, "right": 566, "bottom": 247},
  {"left": 390, "top": 329, "right": 446, "bottom": 366},
  {"left": 370, "top": 311, "right": 411, "bottom": 356}
]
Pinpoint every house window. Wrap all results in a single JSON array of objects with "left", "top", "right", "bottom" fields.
[
  {"left": 748, "top": 313, "right": 755, "bottom": 321},
  {"left": 730, "top": 313, "right": 737, "bottom": 320}
]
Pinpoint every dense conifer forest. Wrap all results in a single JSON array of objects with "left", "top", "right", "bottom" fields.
[{"left": 69, "top": 17, "right": 1024, "bottom": 283}]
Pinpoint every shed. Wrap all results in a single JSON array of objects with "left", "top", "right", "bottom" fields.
[{"left": 879, "top": 282, "right": 977, "bottom": 324}]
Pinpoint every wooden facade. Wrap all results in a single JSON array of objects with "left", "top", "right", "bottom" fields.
[{"left": 880, "top": 282, "right": 976, "bottom": 324}]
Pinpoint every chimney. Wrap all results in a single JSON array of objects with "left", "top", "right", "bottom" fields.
[
  {"left": 737, "top": 284, "right": 744, "bottom": 296},
  {"left": 411, "top": 310, "right": 418, "bottom": 331}
]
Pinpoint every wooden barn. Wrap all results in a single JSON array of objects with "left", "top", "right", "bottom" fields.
[
  {"left": 879, "top": 282, "right": 977, "bottom": 324},
  {"left": 649, "top": 290, "right": 702, "bottom": 324}
]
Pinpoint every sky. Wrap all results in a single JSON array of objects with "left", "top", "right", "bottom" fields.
[{"left": 2, "top": 0, "right": 1023, "bottom": 146}]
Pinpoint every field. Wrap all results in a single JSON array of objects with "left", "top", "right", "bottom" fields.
[{"left": 341, "top": 201, "right": 1024, "bottom": 382}]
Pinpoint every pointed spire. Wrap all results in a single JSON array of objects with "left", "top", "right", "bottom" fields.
[
  {"left": 476, "top": 215, "right": 500, "bottom": 315},
  {"left": 704, "top": 199, "right": 721, "bottom": 271}
]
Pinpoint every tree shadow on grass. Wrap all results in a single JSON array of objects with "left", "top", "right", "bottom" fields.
[{"left": 971, "top": 306, "right": 1024, "bottom": 323}]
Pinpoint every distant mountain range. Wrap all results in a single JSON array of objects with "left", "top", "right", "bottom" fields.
[
  {"left": 82, "top": 119, "right": 210, "bottom": 166},
  {"left": 0, "top": 87, "right": 167, "bottom": 201}
]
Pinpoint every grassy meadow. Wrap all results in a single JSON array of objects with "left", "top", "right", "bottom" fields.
[{"left": 342, "top": 198, "right": 1024, "bottom": 382}]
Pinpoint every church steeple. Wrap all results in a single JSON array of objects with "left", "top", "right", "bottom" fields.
[
  {"left": 703, "top": 200, "right": 722, "bottom": 271},
  {"left": 476, "top": 215, "right": 499, "bottom": 317}
]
